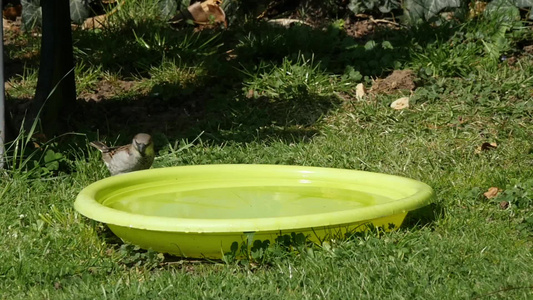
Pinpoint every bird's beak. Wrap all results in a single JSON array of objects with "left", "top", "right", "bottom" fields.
[{"left": 137, "top": 143, "right": 146, "bottom": 154}]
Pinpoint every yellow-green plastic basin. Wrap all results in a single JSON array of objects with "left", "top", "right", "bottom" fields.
[{"left": 74, "top": 164, "right": 435, "bottom": 258}]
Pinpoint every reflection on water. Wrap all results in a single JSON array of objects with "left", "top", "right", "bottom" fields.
[{"left": 108, "top": 185, "right": 387, "bottom": 219}]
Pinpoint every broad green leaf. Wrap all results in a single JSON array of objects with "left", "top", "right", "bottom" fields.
[
  {"left": 347, "top": 0, "right": 400, "bottom": 14},
  {"left": 21, "top": 0, "right": 42, "bottom": 29},
  {"left": 21, "top": 0, "right": 92, "bottom": 28},
  {"left": 513, "top": 0, "right": 533, "bottom": 7},
  {"left": 158, "top": 0, "right": 178, "bottom": 20},
  {"left": 404, "top": 0, "right": 460, "bottom": 21},
  {"left": 486, "top": 0, "right": 526, "bottom": 22},
  {"left": 70, "top": 0, "right": 91, "bottom": 24}
]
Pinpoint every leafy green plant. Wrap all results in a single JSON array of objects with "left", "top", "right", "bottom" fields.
[
  {"left": 33, "top": 147, "right": 66, "bottom": 176},
  {"left": 517, "top": 215, "right": 533, "bottom": 236},
  {"left": 345, "top": 0, "right": 533, "bottom": 22},
  {"left": 21, "top": 0, "right": 93, "bottom": 28},
  {"left": 20, "top": 0, "right": 186, "bottom": 29},
  {"left": 347, "top": 0, "right": 401, "bottom": 14},
  {"left": 69, "top": 0, "right": 92, "bottom": 24},
  {"left": 403, "top": 0, "right": 461, "bottom": 22},
  {"left": 20, "top": 0, "right": 42, "bottom": 29},
  {"left": 410, "top": 3, "right": 530, "bottom": 77},
  {"left": 1, "top": 111, "right": 78, "bottom": 178},
  {"left": 493, "top": 179, "right": 533, "bottom": 209},
  {"left": 157, "top": 0, "right": 180, "bottom": 20},
  {"left": 4, "top": 136, "right": 69, "bottom": 178}
]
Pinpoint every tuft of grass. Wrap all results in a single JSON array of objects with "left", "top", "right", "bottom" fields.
[
  {"left": 242, "top": 55, "right": 339, "bottom": 101},
  {"left": 74, "top": 63, "right": 102, "bottom": 95},
  {"left": 5, "top": 67, "right": 39, "bottom": 99}
]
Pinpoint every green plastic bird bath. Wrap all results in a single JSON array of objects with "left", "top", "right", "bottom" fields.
[{"left": 74, "top": 164, "right": 435, "bottom": 258}]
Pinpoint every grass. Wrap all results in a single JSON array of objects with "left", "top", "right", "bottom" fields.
[{"left": 1, "top": 2, "right": 533, "bottom": 299}]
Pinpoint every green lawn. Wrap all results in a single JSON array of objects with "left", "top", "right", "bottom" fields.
[{"left": 1, "top": 2, "right": 532, "bottom": 299}]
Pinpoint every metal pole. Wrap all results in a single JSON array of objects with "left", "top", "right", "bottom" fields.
[{"left": 0, "top": 0, "right": 6, "bottom": 169}]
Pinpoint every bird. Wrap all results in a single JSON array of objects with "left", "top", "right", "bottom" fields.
[{"left": 90, "top": 133, "right": 155, "bottom": 176}]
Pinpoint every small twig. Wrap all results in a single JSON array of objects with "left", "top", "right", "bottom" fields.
[
  {"left": 472, "top": 285, "right": 533, "bottom": 299},
  {"left": 370, "top": 16, "right": 403, "bottom": 28},
  {"left": 354, "top": 13, "right": 404, "bottom": 28}
]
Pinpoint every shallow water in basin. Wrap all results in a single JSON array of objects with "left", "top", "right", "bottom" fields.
[{"left": 107, "top": 185, "right": 390, "bottom": 219}]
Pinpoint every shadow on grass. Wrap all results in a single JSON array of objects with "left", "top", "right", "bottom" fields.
[
  {"left": 401, "top": 203, "right": 445, "bottom": 229},
  {"left": 5, "top": 17, "right": 457, "bottom": 145}
]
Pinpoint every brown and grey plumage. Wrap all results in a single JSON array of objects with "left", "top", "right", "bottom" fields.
[{"left": 90, "top": 133, "right": 155, "bottom": 176}]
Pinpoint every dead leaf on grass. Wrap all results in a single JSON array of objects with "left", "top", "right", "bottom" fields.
[
  {"left": 188, "top": 0, "right": 227, "bottom": 28},
  {"left": 390, "top": 97, "right": 409, "bottom": 110},
  {"left": 82, "top": 14, "right": 108, "bottom": 30},
  {"left": 499, "top": 201, "right": 509, "bottom": 210},
  {"left": 475, "top": 142, "right": 498, "bottom": 154},
  {"left": 483, "top": 187, "right": 501, "bottom": 199},
  {"left": 355, "top": 83, "right": 366, "bottom": 101}
]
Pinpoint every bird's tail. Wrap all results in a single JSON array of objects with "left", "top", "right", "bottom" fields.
[{"left": 89, "top": 141, "right": 110, "bottom": 152}]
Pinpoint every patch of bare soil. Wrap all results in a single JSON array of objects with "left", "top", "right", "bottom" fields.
[
  {"left": 344, "top": 19, "right": 376, "bottom": 38},
  {"left": 343, "top": 15, "right": 402, "bottom": 39},
  {"left": 2, "top": 18, "right": 21, "bottom": 41},
  {"left": 523, "top": 44, "right": 533, "bottom": 54},
  {"left": 68, "top": 88, "right": 208, "bottom": 139},
  {"left": 3, "top": 17, "right": 41, "bottom": 82},
  {"left": 370, "top": 69, "right": 416, "bottom": 94},
  {"left": 79, "top": 80, "right": 137, "bottom": 102}
]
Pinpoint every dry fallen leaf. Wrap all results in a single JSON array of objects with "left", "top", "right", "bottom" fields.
[
  {"left": 482, "top": 142, "right": 497, "bottom": 150},
  {"left": 475, "top": 142, "right": 498, "bottom": 154},
  {"left": 390, "top": 97, "right": 409, "bottom": 110},
  {"left": 82, "top": 15, "right": 108, "bottom": 30},
  {"left": 355, "top": 83, "right": 366, "bottom": 101},
  {"left": 188, "top": 0, "right": 227, "bottom": 28},
  {"left": 483, "top": 187, "right": 501, "bottom": 199},
  {"left": 499, "top": 201, "right": 509, "bottom": 210}
]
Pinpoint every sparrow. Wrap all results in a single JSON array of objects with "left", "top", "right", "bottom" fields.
[{"left": 90, "top": 133, "right": 155, "bottom": 176}]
